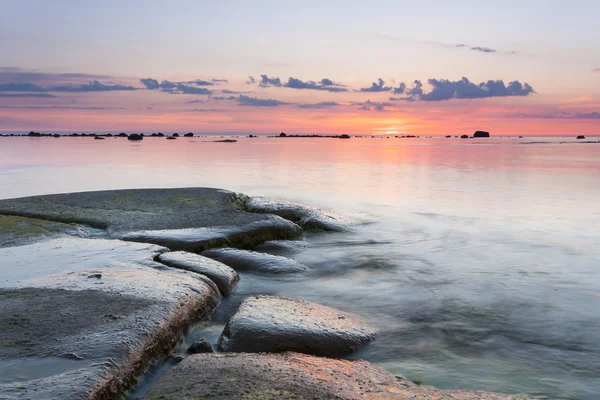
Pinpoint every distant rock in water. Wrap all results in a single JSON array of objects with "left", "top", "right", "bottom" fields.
[
  {"left": 339, "top": 134, "right": 351, "bottom": 139},
  {"left": 212, "top": 139, "right": 237, "bottom": 143},
  {"left": 202, "top": 248, "right": 308, "bottom": 274},
  {"left": 576, "top": 135, "right": 586, "bottom": 139},
  {"left": 157, "top": 132, "right": 165, "bottom": 137},
  {"left": 461, "top": 134, "right": 469, "bottom": 139},
  {"left": 279, "top": 132, "right": 287, "bottom": 137},
  {"left": 118, "top": 132, "right": 127, "bottom": 137},
  {"left": 166, "top": 136, "right": 177, "bottom": 140},
  {"left": 127, "top": 134, "right": 143, "bottom": 141},
  {"left": 184, "top": 132, "right": 194, "bottom": 137},
  {"left": 217, "top": 295, "right": 376, "bottom": 357},
  {"left": 473, "top": 130, "right": 490, "bottom": 138},
  {"left": 172, "top": 133, "right": 179, "bottom": 137},
  {"left": 27, "top": 131, "right": 42, "bottom": 137},
  {"left": 94, "top": 136, "right": 105, "bottom": 140},
  {"left": 445, "top": 135, "right": 452, "bottom": 138},
  {"left": 52, "top": 134, "right": 60, "bottom": 138}
]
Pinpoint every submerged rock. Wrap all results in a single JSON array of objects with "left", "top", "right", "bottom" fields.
[
  {"left": 158, "top": 251, "right": 239, "bottom": 295},
  {"left": 246, "top": 196, "right": 349, "bottom": 231},
  {"left": 127, "top": 133, "right": 143, "bottom": 141},
  {"left": 0, "top": 238, "right": 221, "bottom": 399},
  {"left": 145, "top": 352, "right": 532, "bottom": 400},
  {"left": 202, "top": 248, "right": 308, "bottom": 274},
  {"left": 187, "top": 338, "right": 214, "bottom": 354},
  {"left": 218, "top": 295, "right": 375, "bottom": 357},
  {"left": 473, "top": 130, "right": 490, "bottom": 138}
]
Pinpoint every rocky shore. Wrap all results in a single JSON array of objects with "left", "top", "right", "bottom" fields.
[{"left": 0, "top": 188, "right": 533, "bottom": 399}]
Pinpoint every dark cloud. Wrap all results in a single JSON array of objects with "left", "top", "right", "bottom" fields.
[
  {"left": 298, "top": 102, "right": 339, "bottom": 109},
  {"left": 0, "top": 67, "right": 114, "bottom": 85},
  {"left": 0, "top": 93, "right": 56, "bottom": 98},
  {"left": 158, "top": 80, "right": 177, "bottom": 90},
  {"left": 186, "top": 79, "right": 214, "bottom": 86},
  {"left": 238, "top": 94, "right": 286, "bottom": 106},
  {"left": 518, "top": 111, "right": 600, "bottom": 119},
  {"left": 140, "top": 78, "right": 160, "bottom": 89},
  {"left": 455, "top": 44, "right": 467, "bottom": 48},
  {"left": 352, "top": 100, "right": 394, "bottom": 111},
  {"left": 283, "top": 77, "right": 347, "bottom": 92},
  {"left": 246, "top": 76, "right": 256, "bottom": 84},
  {"left": 212, "top": 79, "right": 228, "bottom": 83},
  {"left": 186, "top": 99, "right": 210, "bottom": 104},
  {"left": 183, "top": 108, "right": 229, "bottom": 113},
  {"left": 48, "top": 81, "right": 137, "bottom": 92},
  {"left": 211, "top": 96, "right": 237, "bottom": 101},
  {"left": 0, "top": 105, "right": 126, "bottom": 110},
  {"left": 174, "top": 84, "right": 212, "bottom": 95},
  {"left": 393, "top": 82, "right": 406, "bottom": 95},
  {"left": 470, "top": 46, "right": 497, "bottom": 53},
  {"left": 259, "top": 74, "right": 282, "bottom": 87},
  {"left": 389, "top": 78, "right": 535, "bottom": 101},
  {"left": 360, "top": 78, "right": 392, "bottom": 92},
  {"left": 0, "top": 82, "right": 47, "bottom": 92},
  {"left": 222, "top": 89, "right": 242, "bottom": 94}
]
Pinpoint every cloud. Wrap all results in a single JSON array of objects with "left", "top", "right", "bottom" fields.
[
  {"left": 140, "top": 78, "right": 159, "bottom": 89},
  {"left": 0, "top": 93, "right": 56, "bottom": 98},
  {"left": 238, "top": 94, "right": 286, "bottom": 106},
  {"left": 212, "top": 79, "right": 228, "bottom": 83},
  {"left": 394, "top": 82, "right": 406, "bottom": 95},
  {"left": 517, "top": 111, "right": 600, "bottom": 119},
  {"left": 470, "top": 46, "right": 497, "bottom": 53},
  {"left": 283, "top": 77, "right": 347, "bottom": 92},
  {"left": 352, "top": 100, "right": 394, "bottom": 111},
  {"left": 360, "top": 78, "right": 392, "bottom": 92},
  {"left": 48, "top": 80, "right": 137, "bottom": 92},
  {"left": 183, "top": 108, "right": 229, "bottom": 113},
  {"left": 389, "top": 78, "right": 535, "bottom": 101},
  {"left": 174, "top": 84, "right": 212, "bottom": 95},
  {"left": 186, "top": 79, "right": 213, "bottom": 86},
  {"left": 186, "top": 99, "right": 210, "bottom": 104},
  {"left": 298, "top": 102, "right": 340, "bottom": 109},
  {"left": 0, "top": 67, "right": 114, "bottom": 85},
  {"left": 0, "top": 105, "right": 126, "bottom": 110},
  {"left": 259, "top": 74, "right": 282, "bottom": 87},
  {"left": 222, "top": 89, "right": 242, "bottom": 94},
  {"left": 0, "top": 82, "right": 47, "bottom": 92},
  {"left": 246, "top": 76, "right": 256, "bottom": 84},
  {"left": 592, "top": 68, "right": 600, "bottom": 73}
]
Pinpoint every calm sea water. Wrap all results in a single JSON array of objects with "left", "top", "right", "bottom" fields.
[{"left": 1, "top": 136, "right": 599, "bottom": 399}]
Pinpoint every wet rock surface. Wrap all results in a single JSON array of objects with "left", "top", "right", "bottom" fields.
[
  {"left": 246, "top": 196, "right": 350, "bottom": 231},
  {"left": 218, "top": 295, "right": 376, "bottom": 357},
  {"left": 0, "top": 188, "right": 302, "bottom": 249},
  {"left": 0, "top": 238, "right": 221, "bottom": 399},
  {"left": 202, "top": 248, "right": 308, "bottom": 274},
  {"left": 144, "top": 352, "right": 533, "bottom": 400},
  {"left": 187, "top": 338, "right": 214, "bottom": 354},
  {"left": 158, "top": 251, "right": 239, "bottom": 295},
  {"left": 0, "top": 214, "right": 84, "bottom": 248}
]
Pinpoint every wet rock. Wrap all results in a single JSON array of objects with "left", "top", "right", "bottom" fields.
[
  {"left": 577, "top": 135, "right": 586, "bottom": 139},
  {"left": 218, "top": 295, "right": 375, "bottom": 356},
  {"left": 0, "top": 238, "right": 221, "bottom": 399},
  {"left": 172, "top": 133, "right": 179, "bottom": 137},
  {"left": 184, "top": 132, "right": 194, "bottom": 137},
  {"left": 202, "top": 248, "right": 308, "bottom": 274},
  {"left": 144, "top": 352, "right": 531, "bottom": 400},
  {"left": 118, "top": 132, "right": 128, "bottom": 137},
  {"left": 473, "top": 130, "right": 490, "bottom": 138},
  {"left": 0, "top": 188, "right": 303, "bottom": 249},
  {"left": 279, "top": 132, "right": 287, "bottom": 137},
  {"left": 158, "top": 251, "right": 239, "bottom": 295},
  {"left": 87, "top": 272, "right": 102, "bottom": 279},
  {"left": 0, "top": 214, "right": 83, "bottom": 248},
  {"left": 246, "top": 196, "right": 349, "bottom": 231},
  {"left": 188, "top": 338, "right": 214, "bottom": 354},
  {"left": 339, "top": 134, "right": 351, "bottom": 139},
  {"left": 255, "top": 239, "right": 309, "bottom": 255},
  {"left": 461, "top": 134, "right": 469, "bottom": 139},
  {"left": 128, "top": 133, "right": 143, "bottom": 141}
]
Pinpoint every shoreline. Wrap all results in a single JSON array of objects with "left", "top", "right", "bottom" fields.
[{"left": 1, "top": 188, "right": 533, "bottom": 399}]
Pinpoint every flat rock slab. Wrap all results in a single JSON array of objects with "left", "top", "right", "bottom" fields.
[
  {"left": 144, "top": 352, "right": 533, "bottom": 400},
  {"left": 218, "top": 295, "right": 375, "bottom": 357},
  {"left": 0, "top": 238, "right": 221, "bottom": 399},
  {"left": 247, "top": 196, "right": 350, "bottom": 231},
  {"left": 0, "top": 188, "right": 302, "bottom": 250},
  {"left": 202, "top": 248, "right": 308, "bottom": 274},
  {"left": 0, "top": 215, "right": 84, "bottom": 248},
  {"left": 158, "top": 251, "right": 239, "bottom": 295}
]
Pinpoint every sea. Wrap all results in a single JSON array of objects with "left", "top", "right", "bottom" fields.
[{"left": 1, "top": 135, "right": 598, "bottom": 399}]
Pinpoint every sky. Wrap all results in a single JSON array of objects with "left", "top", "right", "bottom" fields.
[{"left": 0, "top": 0, "right": 599, "bottom": 136}]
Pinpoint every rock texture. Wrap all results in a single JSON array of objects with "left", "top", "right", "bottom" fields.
[
  {"left": 246, "top": 196, "right": 349, "bottom": 231},
  {"left": 0, "top": 238, "right": 221, "bottom": 400},
  {"left": 158, "top": 251, "right": 239, "bottom": 295},
  {"left": 0, "top": 214, "right": 84, "bottom": 248},
  {"left": 144, "top": 352, "right": 533, "bottom": 400},
  {"left": 0, "top": 188, "right": 302, "bottom": 250},
  {"left": 202, "top": 248, "right": 308, "bottom": 274},
  {"left": 218, "top": 295, "right": 375, "bottom": 357}
]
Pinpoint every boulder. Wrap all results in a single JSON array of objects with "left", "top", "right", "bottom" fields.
[
  {"left": 158, "top": 251, "right": 239, "bottom": 295},
  {"left": 473, "top": 130, "right": 490, "bottom": 138},
  {"left": 187, "top": 338, "right": 214, "bottom": 354},
  {"left": 279, "top": 132, "right": 287, "bottom": 137},
  {"left": 461, "top": 134, "right": 469, "bottom": 139},
  {"left": 144, "top": 352, "right": 532, "bottom": 400},
  {"left": 128, "top": 133, "right": 143, "bottom": 141},
  {"left": 576, "top": 135, "right": 586, "bottom": 139},
  {"left": 184, "top": 132, "right": 194, "bottom": 137},
  {"left": 172, "top": 133, "right": 180, "bottom": 137},
  {"left": 218, "top": 295, "right": 375, "bottom": 357},
  {"left": 166, "top": 136, "right": 177, "bottom": 140},
  {"left": 339, "top": 134, "right": 351, "bottom": 139},
  {"left": 118, "top": 132, "right": 128, "bottom": 137},
  {"left": 202, "top": 248, "right": 308, "bottom": 274},
  {"left": 246, "top": 196, "right": 349, "bottom": 231}
]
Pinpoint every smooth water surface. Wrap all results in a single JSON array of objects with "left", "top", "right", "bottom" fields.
[{"left": 1, "top": 136, "right": 599, "bottom": 399}]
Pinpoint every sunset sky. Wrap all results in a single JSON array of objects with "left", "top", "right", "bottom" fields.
[{"left": 1, "top": 0, "right": 599, "bottom": 136}]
